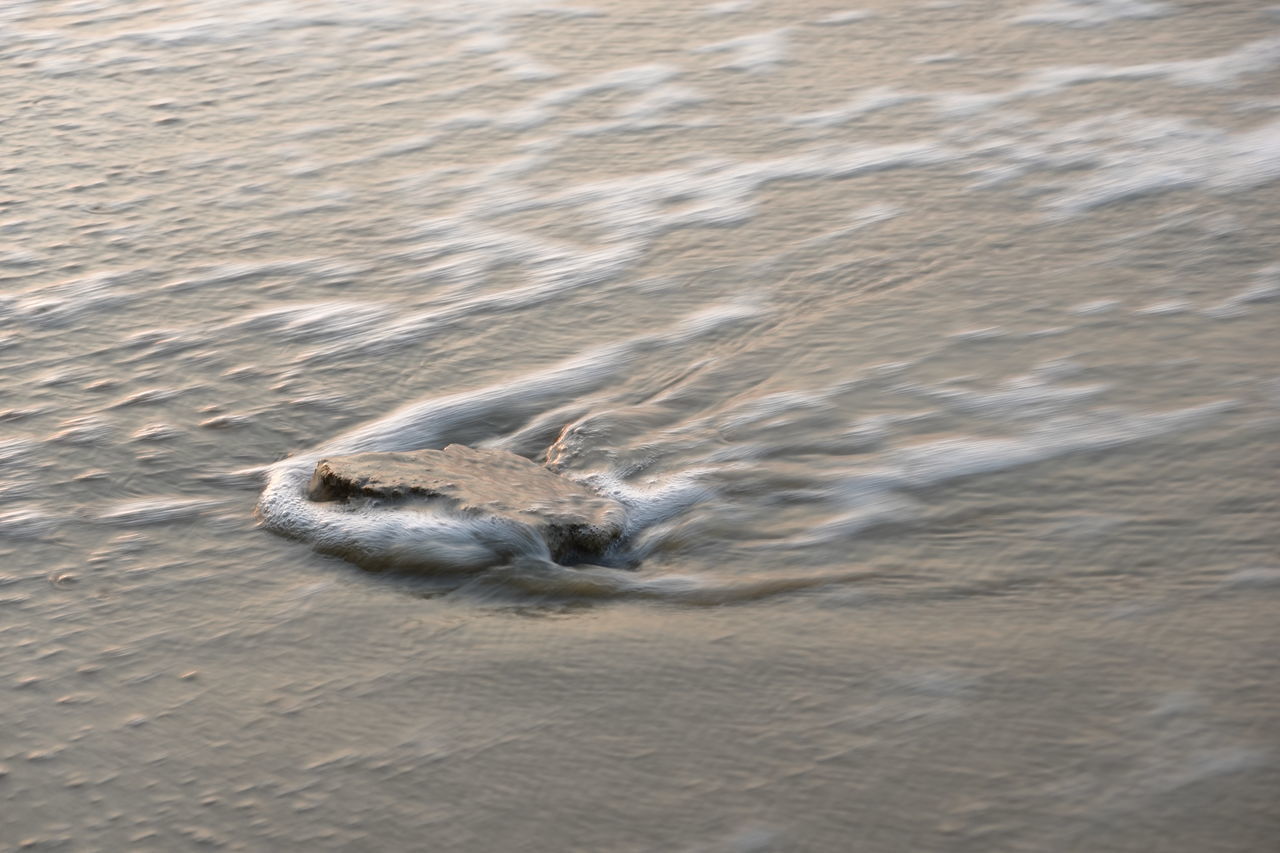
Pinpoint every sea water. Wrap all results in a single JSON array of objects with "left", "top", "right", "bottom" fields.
[{"left": 2, "top": 1, "right": 1277, "bottom": 850}]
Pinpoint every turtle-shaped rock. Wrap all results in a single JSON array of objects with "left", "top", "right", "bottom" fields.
[{"left": 306, "top": 444, "right": 624, "bottom": 563}]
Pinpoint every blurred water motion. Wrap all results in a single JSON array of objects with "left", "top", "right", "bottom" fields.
[{"left": 1, "top": 1, "right": 1277, "bottom": 850}]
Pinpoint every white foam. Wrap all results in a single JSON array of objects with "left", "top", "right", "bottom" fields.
[
  {"left": 735, "top": 367, "right": 1235, "bottom": 551},
  {"left": 1220, "top": 567, "right": 1280, "bottom": 589},
  {"left": 613, "top": 84, "right": 707, "bottom": 121},
  {"left": 1204, "top": 264, "right": 1280, "bottom": 318},
  {"left": 0, "top": 508, "right": 61, "bottom": 540},
  {"left": 784, "top": 399, "right": 1234, "bottom": 549},
  {"left": 892, "top": 400, "right": 1233, "bottom": 486},
  {"left": 296, "top": 238, "right": 647, "bottom": 365},
  {"left": 1135, "top": 299, "right": 1192, "bottom": 316},
  {"left": 368, "top": 134, "right": 437, "bottom": 160},
  {"left": 1070, "top": 299, "right": 1121, "bottom": 315},
  {"left": 813, "top": 10, "right": 873, "bottom": 26},
  {"left": 96, "top": 497, "right": 230, "bottom": 526},
  {"left": 232, "top": 302, "right": 396, "bottom": 344},
  {"left": 165, "top": 258, "right": 369, "bottom": 292},
  {"left": 107, "top": 388, "right": 184, "bottom": 409},
  {"left": 931, "top": 37, "right": 1280, "bottom": 118},
  {"left": 342, "top": 142, "right": 941, "bottom": 368},
  {"left": 766, "top": 492, "right": 922, "bottom": 549},
  {"left": 496, "top": 64, "right": 682, "bottom": 131},
  {"left": 903, "top": 376, "right": 1110, "bottom": 420},
  {"left": 487, "top": 142, "right": 949, "bottom": 235},
  {"left": 131, "top": 423, "right": 183, "bottom": 442},
  {"left": 954, "top": 109, "right": 1280, "bottom": 217},
  {"left": 1015, "top": 0, "right": 1173, "bottom": 28},
  {"left": 11, "top": 270, "right": 146, "bottom": 327},
  {"left": 0, "top": 249, "right": 44, "bottom": 267},
  {"left": 457, "top": 558, "right": 873, "bottom": 604},
  {"left": 49, "top": 416, "right": 115, "bottom": 446},
  {"left": 586, "top": 470, "right": 716, "bottom": 539},
  {"left": 1025, "top": 37, "right": 1280, "bottom": 91},
  {"left": 693, "top": 29, "right": 789, "bottom": 73},
  {"left": 702, "top": 0, "right": 754, "bottom": 16},
  {"left": 915, "top": 52, "right": 963, "bottom": 65},
  {"left": 787, "top": 88, "right": 919, "bottom": 127},
  {"left": 1037, "top": 117, "right": 1280, "bottom": 217}
]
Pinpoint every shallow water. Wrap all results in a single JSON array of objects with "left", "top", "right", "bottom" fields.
[{"left": 2, "top": 0, "right": 1279, "bottom": 850}]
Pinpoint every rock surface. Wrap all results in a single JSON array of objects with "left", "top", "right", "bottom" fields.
[{"left": 307, "top": 444, "right": 624, "bottom": 562}]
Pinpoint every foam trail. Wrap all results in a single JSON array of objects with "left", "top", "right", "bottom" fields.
[
  {"left": 312, "top": 301, "right": 757, "bottom": 460},
  {"left": 459, "top": 558, "right": 882, "bottom": 605},
  {"left": 255, "top": 304, "right": 759, "bottom": 574}
]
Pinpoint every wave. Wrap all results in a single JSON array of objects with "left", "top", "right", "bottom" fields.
[{"left": 254, "top": 302, "right": 759, "bottom": 584}]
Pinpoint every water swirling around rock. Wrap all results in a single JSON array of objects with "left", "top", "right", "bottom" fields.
[{"left": 4, "top": 0, "right": 1278, "bottom": 848}]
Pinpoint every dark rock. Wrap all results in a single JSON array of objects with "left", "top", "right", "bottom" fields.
[{"left": 307, "top": 444, "right": 624, "bottom": 562}]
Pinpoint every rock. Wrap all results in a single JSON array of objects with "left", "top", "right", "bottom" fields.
[{"left": 306, "top": 444, "right": 624, "bottom": 562}]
